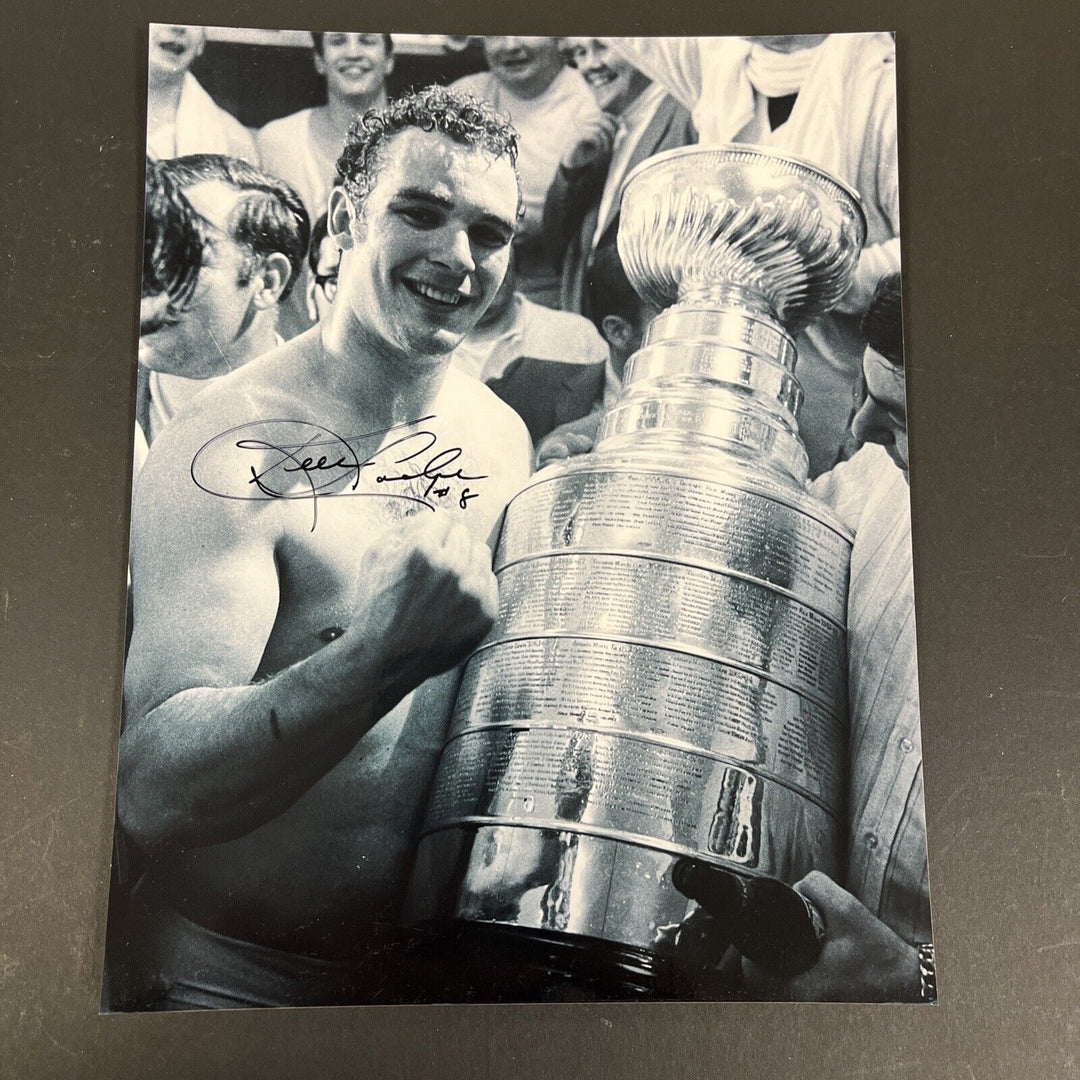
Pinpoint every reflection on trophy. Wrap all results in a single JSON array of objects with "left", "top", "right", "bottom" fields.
[{"left": 405, "top": 146, "right": 868, "bottom": 995}]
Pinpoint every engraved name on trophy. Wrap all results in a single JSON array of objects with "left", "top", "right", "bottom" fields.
[{"left": 405, "top": 146, "right": 868, "bottom": 995}]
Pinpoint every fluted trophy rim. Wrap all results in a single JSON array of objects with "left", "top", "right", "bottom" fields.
[{"left": 619, "top": 142, "right": 868, "bottom": 235}]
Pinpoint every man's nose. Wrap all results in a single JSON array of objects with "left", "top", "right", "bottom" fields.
[
  {"left": 434, "top": 228, "right": 477, "bottom": 274},
  {"left": 851, "top": 398, "right": 893, "bottom": 448}
]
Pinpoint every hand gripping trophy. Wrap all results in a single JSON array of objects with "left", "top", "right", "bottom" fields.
[{"left": 406, "top": 146, "right": 868, "bottom": 998}]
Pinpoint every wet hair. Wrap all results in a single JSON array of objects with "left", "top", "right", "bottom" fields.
[
  {"left": 311, "top": 31, "right": 393, "bottom": 58},
  {"left": 861, "top": 272, "right": 904, "bottom": 367},
  {"left": 142, "top": 157, "right": 206, "bottom": 311},
  {"left": 306, "top": 211, "right": 332, "bottom": 275},
  {"left": 587, "top": 244, "right": 645, "bottom": 327},
  {"left": 155, "top": 154, "right": 310, "bottom": 301},
  {"left": 335, "top": 85, "right": 519, "bottom": 214}
]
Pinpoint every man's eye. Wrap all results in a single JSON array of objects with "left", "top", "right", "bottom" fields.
[
  {"left": 399, "top": 207, "right": 439, "bottom": 227},
  {"left": 472, "top": 227, "right": 511, "bottom": 249}
]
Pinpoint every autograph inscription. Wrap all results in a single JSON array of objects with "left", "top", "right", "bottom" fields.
[{"left": 191, "top": 417, "right": 486, "bottom": 531}]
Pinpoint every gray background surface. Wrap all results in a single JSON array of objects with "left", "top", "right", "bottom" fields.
[{"left": 1, "top": 1, "right": 1077, "bottom": 1076}]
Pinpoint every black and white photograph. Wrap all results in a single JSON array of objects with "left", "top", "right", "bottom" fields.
[{"left": 102, "top": 26, "right": 934, "bottom": 1010}]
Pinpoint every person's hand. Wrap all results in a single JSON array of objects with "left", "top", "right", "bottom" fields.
[
  {"left": 561, "top": 113, "right": 620, "bottom": 171},
  {"left": 741, "top": 871, "right": 921, "bottom": 1001},
  {"left": 343, "top": 513, "right": 498, "bottom": 702},
  {"left": 534, "top": 411, "right": 604, "bottom": 469}
]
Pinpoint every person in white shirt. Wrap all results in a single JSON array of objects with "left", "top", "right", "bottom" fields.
[
  {"left": 614, "top": 34, "right": 900, "bottom": 478},
  {"left": 136, "top": 155, "right": 309, "bottom": 446},
  {"left": 453, "top": 37, "right": 600, "bottom": 308},
  {"left": 449, "top": 253, "right": 610, "bottom": 444},
  {"left": 257, "top": 32, "right": 395, "bottom": 341},
  {"left": 145, "top": 25, "right": 258, "bottom": 165},
  {"left": 708, "top": 273, "right": 932, "bottom": 1001},
  {"left": 257, "top": 33, "right": 394, "bottom": 228},
  {"left": 536, "top": 268, "right": 933, "bottom": 1000}
]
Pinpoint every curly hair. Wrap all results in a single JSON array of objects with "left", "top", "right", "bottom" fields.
[
  {"left": 335, "top": 85, "right": 520, "bottom": 214},
  {"left": 155, "top": 154, "right": 311, "bottom": 302},
  {"left": 861, "top": 272, "right": 904, "bottom": 367}
]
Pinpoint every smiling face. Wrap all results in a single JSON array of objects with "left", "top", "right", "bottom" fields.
[
  {"left": 562, "top": 38, "right": 650, "bottom": 114},
  {"left": 334, "top": 127, "right": 519, "bottom": 361},
  {"left": 315, "top": 32, "right": 393, "bottom": 105},
  {"left": 139, "top": 180, "right": 259, "bottom": 377},
  {"left": 148, "top": 25, "right": 205, "bottom": 82},
  {"left": 483, "top": 37, "right": 564, "bottom": 99},
  {"left": 851, "top": 345, "right": 909, "bottom": 478}
]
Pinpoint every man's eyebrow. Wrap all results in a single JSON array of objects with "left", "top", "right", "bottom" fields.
[{"left": 391, "top": 188, "right": 516, "bottom": 234}]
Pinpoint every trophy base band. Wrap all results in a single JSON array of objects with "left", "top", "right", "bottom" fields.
[{"left": 408, "top": 919, "right": 742, "bottom": 1002}]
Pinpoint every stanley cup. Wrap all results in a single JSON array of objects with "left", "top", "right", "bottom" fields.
[{"left": 405, "top": 146, "right": 868, "bottom": 993}]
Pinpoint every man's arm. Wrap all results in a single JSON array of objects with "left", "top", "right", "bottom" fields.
[
  {"left": 540, "top": 113, "right": 619, "bottom": 271},
  {"left": 120, "top": 425, "right": 498, "bottom": 856}
]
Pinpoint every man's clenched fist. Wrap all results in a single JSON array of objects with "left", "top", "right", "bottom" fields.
[{"left": 340, "top": 513, "right": 499, "bottom": 706}]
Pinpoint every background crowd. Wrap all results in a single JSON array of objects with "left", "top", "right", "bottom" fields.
[
  {"left": 119, "top": 28, "right": 930, "bottom": 1007},
  {"left": 138, "top": 27, "right": 901, "bottom": 478}
]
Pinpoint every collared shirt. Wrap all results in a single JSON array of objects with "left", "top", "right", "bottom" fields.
[
  {"left": 811, "top": 444, "right": 932, "bottom": 944},
  {"left": 592, "top": 82, "right": 669, "bottom": 251}
]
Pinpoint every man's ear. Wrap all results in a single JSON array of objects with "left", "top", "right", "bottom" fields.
[
  {"left": 383, "top": 52, "right": 396, "bottom": 78},
  {"left": 251, "top": 252, "right": 293, "bottom": 309},
  {"left": 327, "top": 186, "right": 357, "bottom": 248},
  {"left": 600, "top": 314, "right": 635, "bottom": 354},
  {"left": 313, "top": 50, "right": 327, "bottom": 78}
]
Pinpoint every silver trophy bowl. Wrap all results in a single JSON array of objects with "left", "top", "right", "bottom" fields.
[{"left": 405, "top": 146, "right": 867, "bottom": 997}]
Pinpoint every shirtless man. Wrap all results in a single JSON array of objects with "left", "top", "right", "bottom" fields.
[{"left": 117, "top": 87, "right": 531, "bottom": 1009}]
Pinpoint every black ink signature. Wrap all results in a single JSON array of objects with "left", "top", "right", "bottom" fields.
[
  {"left": 190, "top": 417, "right": 486, "bottom": 531},
  {"left": 374, "top": 429, "right": 487, "bottom": 500}
]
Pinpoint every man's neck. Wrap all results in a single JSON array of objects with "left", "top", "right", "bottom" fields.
[
  {"left": 231, "top": 318, "right": 281, "bottom": 371},
  {"left": 324, "top": 89, "right": 387, "bottom": 134},
  {"left": 317, "top": 312, "right": 449, "bottom": 428}
]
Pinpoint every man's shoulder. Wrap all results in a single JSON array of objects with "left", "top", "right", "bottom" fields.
[
  {"left": 441, "top": 366, "right": 527, "bottom": 427},
  {"left": 810, "top": 444, "right": 905, "bottom": 534},
  {"left": 653, "top": 91, "right": 697, "bottom": 143},
  {"left": 146, "top": 343, "right": 318, "bottom": 464},
  {"left": 258, "top": 109, "right": 311, "bottom": 143},
  {"left": 449, "top": 72, "right": 493, "bottom": 99},
  {"left": 136, "top": 347, "right": 324, "bottom": 539},
  {"left": 548, "top": 68, "right": 601, "bottom": 118},
  {"left": 439, "top": 368, "right": 533, "bottom": 492},
  {"left": 256, "top": 109, "right": 312, "bottom": 160},
  {"left": 441, "top": 368, "right": 532, "bottom": 445}
]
